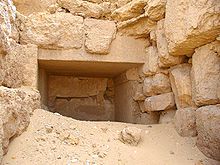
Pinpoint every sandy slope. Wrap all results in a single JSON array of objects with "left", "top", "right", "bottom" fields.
[{"left": 2, "top": 109, "right": 215, "bottom": 165}]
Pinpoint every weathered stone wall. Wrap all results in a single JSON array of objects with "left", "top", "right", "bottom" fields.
[
  {"left": 0, "top": 0, "right": 41, "bottom": 163},
  {"left": 47, "top": 76, "right": 115, "bottom": 121}
]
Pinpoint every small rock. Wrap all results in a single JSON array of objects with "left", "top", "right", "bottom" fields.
[
  {"left": 119, "top": 127, "right": 142, "bottom": 146},
  {"left": 170, "top": 151, "right": 175, "bottom": 155},
  {"left": 45, "top": 124, "right": 53, "bottom": 133},
  {"left": 101, "top": 127, "right": 108, "bottom": 133}
]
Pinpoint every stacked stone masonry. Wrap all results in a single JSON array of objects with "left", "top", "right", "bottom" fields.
[{"left": 0, "top": 0, "right": 220, "bottom": 162}]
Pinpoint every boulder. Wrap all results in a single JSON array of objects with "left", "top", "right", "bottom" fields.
[
  {"left": 156, "top": 19, "right": 186, "bottom": 67},
  {"left": 57, "top": 0, "right": 104, "bottom": 18},
  {"left": 1, "top": 43, "right": 38, "bottom": 88},
  {"left": 117, "top": 13, "right": 156, "bottom": 37},
  {"left": 174, "top": 107, "right": 197, "bottom": 137},
  {"left": 0, "top": 86, "right": 41, "bottom": 154},
  {"left": 191, "top": 42, "right": 220, "bottom": 106},
  {"left": 164, "top": 0, "right": 220, "bottom": 56},
  {"left": 19, "top": 12, "right": 84, "bottom": 49},
  {"left": 144, "top": 0, "right": 166, "bottom": 21},
  {"left": 84, "top": 18, "right": 116, "bottom": 54},
  {"left": 143, "top": 73, "right": 171, "bottom": 96},
  {"left": 169, "top": 64, "right": 196, "bottom": 109},
  {"left": 196, "top": 105, "right": 220, "bottom": 160},
  {"left": 144, "top": 92, "right": 175, "bottom": 111},
  {"left": 111, "top": 0, "right": 148, "bottom": 22}
]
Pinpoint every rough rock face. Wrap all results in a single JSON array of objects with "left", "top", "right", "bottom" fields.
[
  {"left": 19, "top": 12, "right": 84, "bottom": 49},
  {"left": 169, "top": 64, "right": 195, "bottom": 109},
  {"left": 143, "top": 73, "right": 171, "bottom": 96},
  {"left": 117, "top": 14, "right": 156, "bottom": 37},
  {"left": 84, "top": 18, "right": 116, "bottom": 54},
  {"left": 191, "top": 42, "right": 220, "bottom": 106},
  {"left": 13, "top": 0, "right": 57, "bottom": 16},
  {"left": 196, "top": 105, "right": 220, "bottom": 160},
  {"left": 164, "top": 0, "right": 220, "bottom": 56},
  {"left": 47, "top": 76, "right": 115, "bottom": 121},
  {"left": 142, "top": 46, "right": 159, "bottom": 76},
  {"left": 57, "top": 0, "right": 104, "bottom": 18},
  {"left": 111, "top": 0, "right": 148, "bottom": 22},
  {"left": 159, "top": 109, "right": 176, "bottom": 124},
  {"left": 156, "top": 19, "right": 186, "bottom": 67},
  {"left": 0, "top": 43, "right": 38, "bottom": 88},
  {"left": 135, "top": 110, "right": 160, "bottom": 124},
  {"left": 174, "top": 107, "right": 197, "bottom": 137},
  {"left": 0, "top": 86, "right": 40, "bottom": 154},
  {"left": 0, "top": 0, "right": 17, "bottom": 54},
  {"left": 144, "top": 0, "right": 166, "bottom": 21},
  {"left": 144, "top": 92, "right": 175, "bottom": 111}
]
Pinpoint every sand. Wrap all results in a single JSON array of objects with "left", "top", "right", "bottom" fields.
[{"left": 2, "top": 109, "right": 217, "bottom": 165}]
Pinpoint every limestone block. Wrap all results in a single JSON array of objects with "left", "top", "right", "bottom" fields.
[
  {"left": 19, "top": 12, "right": 84, "bottom": 49},
  {"left": 114, "top": 80, "right": 141, "bottom": 123},
  {"left": 191, "top": 42, "right": 220, "bottom": 106},
  {"left": 116, "top": 0, "right": 133, "bottom": 8},
  {"left": 149, "top": 29, "right": 156, "bottom": 42},
  {"left": 13, "top": 0, "right": 56, "bottom": 16},
  {"left": 48, "top": 76, "right": 108, "bottom": 99},
  {"left": 47, "top": 76, "right": 109, "bottom": 117},
  {"left": 156, "top": 19, "right": 186, "bottom": 67},
  {"left": 0, "top": 86, "right": 40, "bottom": 154},
  {"left": 84, "top": 18, "right": 116, "bottom": 54},
  {"left": 174, "top": 107, "right": 197, "bottom": 137},
  {"left": 0, "top": 0, "right": 17, "bottom": 54},
  {"left": 117, "top": 14, "right": 156, "bottom": 37},
  {"left": 138, "top": 101, "right": 146, "bottom": 113},
  {"left": 135, "top": 110, "right": 160, "bottom": 124},
  {"left": 144, "top": 0, "right": 166, "bottom": 21},
  {"left": 164, "top": 0, "right": 220, "bottom": 56},
  {"left": 57, "top": 0, "right": 104, "bottom": 18},
  {"left": 143, "top": 73, "right": 171, "bottom": 96},
  {"left": 0, "top": 43, "right": 38, "bottom": 88},
  {"left": 111, "top": 0, "right": 148, "bottom": 22},
  {"left": 169, "top": 64, "right": 195, "bottom": 109},
  {"left": 142, "top": 46, "right": 159, "bottom": 76},
  {"left": 196, "top": 105, "right": 220, "bottom": 160},
  {"left": 125, "top": 67, "right": 140, "bottom": 81},
  {"left": 159, "top": 109, "right": 176, "bottom": 124},
  {"left": 144, "top": 92, "right": 175, "bottom": 111},
  {"left": 1, "top": 43, "right": 38, "bottom": 88},
  {"left": 16, "top": 87, "right": 41, "bottom": 116},
  {"left": 133, "top": 83, "right": 146, "bottom": 101}
]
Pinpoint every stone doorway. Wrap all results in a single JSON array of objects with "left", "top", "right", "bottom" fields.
[{"left": 38, "top": 59, "right": 143, "bottom": 122}]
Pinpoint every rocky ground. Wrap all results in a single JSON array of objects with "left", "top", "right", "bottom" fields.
[{"left": 2, "top": 109, "right": 217, "bottom": 165}]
